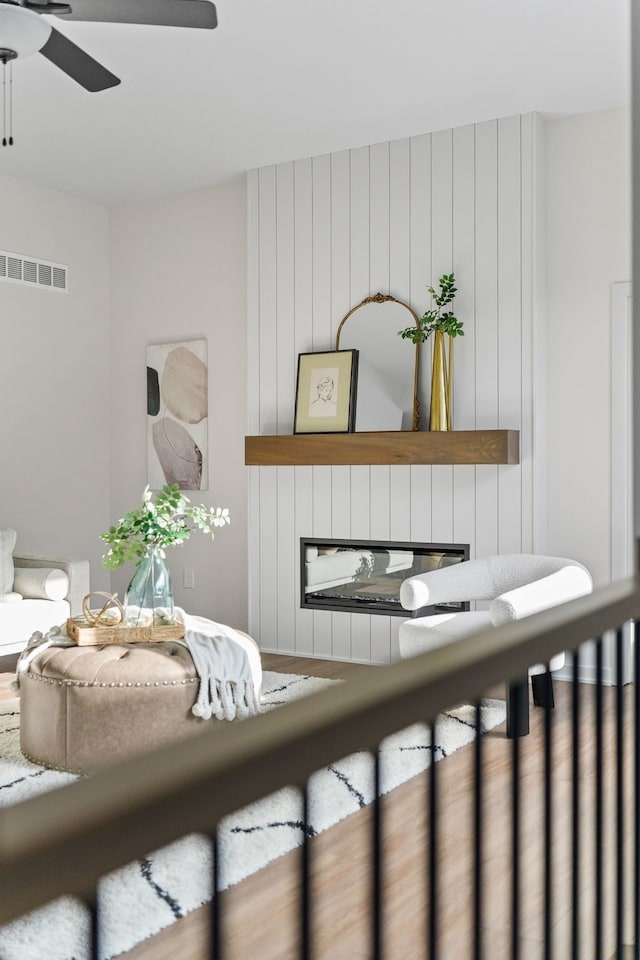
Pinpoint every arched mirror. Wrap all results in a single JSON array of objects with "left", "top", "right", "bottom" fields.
[{"left": 336, "top": 293, "right": 420, "bottom": 431}]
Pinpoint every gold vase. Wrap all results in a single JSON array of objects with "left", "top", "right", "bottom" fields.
[{"left": 429, "top": 330, "right": 450, "bottom": 431}]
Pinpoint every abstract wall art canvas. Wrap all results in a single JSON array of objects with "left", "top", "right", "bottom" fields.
[{"left": 147, "top": 339, "right": 208, "bottom": 490}]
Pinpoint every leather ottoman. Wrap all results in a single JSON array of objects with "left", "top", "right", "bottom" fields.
[{"left": 20, "top": 640, "right": 241, "bottom": 774}]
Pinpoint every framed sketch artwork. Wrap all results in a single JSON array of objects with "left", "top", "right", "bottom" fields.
[
  {"left": 294, "top": 349, "right": 358, "bottom": 434},
  {"left": 147, "top": 339, "right": 208, "bottom": 490}
]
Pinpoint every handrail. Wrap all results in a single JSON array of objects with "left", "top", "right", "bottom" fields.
[{"left": 1, "top": 576, "right": 638, "bottom": 925}]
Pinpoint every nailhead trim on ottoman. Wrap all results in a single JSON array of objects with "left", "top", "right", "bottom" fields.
[{"left": 20, "top": 641, "right": 212, "bottom": 774}]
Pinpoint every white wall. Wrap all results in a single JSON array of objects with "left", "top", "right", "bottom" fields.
[
  {"left": 0, "top": 173, "right": 112, "bottom": 590},
  {"left": 247, "top": 115, "right": 544, "bottom": 663},
  {"left": 108, "top": 178, "right": 248, "bottom": 629},
  {"left": 545, "top": 107, "right": 631, "bottom": 586}
]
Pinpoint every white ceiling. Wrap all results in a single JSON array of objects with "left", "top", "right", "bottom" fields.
[{"left": 0, "top": 0, "right": 631, "bottom": 206}]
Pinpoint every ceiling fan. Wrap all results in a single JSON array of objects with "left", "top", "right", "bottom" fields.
[{"left": 0, "top": 0, "right": 218, "bottom": 92}]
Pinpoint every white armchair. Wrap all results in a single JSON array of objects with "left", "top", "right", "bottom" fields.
[
  {"left": 398, "top": 554, "right": 593, "bottom": 736},
  {"left": 0, "top": 528, "right": 90, "bottom": 658}
]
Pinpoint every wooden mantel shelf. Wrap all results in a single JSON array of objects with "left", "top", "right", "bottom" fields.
[{"left": 245, "top": 430, "right": 519, "bottom": 466}]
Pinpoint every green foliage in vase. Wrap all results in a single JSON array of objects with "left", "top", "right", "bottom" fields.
[
  {"left": 101, "top": 484, "right": 230, "bottom": 570},
  {"left": 398, "top": 273, "right": 464, "bottom": 343}
]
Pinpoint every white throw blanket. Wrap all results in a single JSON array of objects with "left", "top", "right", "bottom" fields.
[
  {"left": 12, "top": 624, "right": 75, "bottom": 690},
  {"left": 13, "top": 609, "right": 263, "bottom": 723},
  {"left": 175, "top": 608, "right": 262, "bottom": 721}
]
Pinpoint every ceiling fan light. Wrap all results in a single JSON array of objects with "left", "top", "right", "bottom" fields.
[{"left": 0, "top": 4, "right": 51, "bottom": 58}]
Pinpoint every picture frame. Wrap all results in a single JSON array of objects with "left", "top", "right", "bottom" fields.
[{"left": 294, "top": 349, "right": 359, "bottom": 434}]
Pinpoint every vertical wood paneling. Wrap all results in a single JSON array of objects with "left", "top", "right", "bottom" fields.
[
  {"left": 246, "top": 170, "right": 261, "bottom": 436},
  {"left": 453, "top": 465, "right": 476, "bottom": 553},
  {"left": 371, "top": 618, "right": 392, "bottom": 664},
  {"left": 291, "top": 160, "right": 315, "bottom": 654},
  {"left": 410, "top": 132, "right": 432, "bottom": 429},
  {"left": 294, "top": 466, "right": 314, "bottom": 656},
  {"left": 349, "top": 141, "right": 373, "bottom": 636},
  {"left": 431, "top": 129, "right": 454, "bottom": 280},
  {"left": 350, "top": 463, "right": 372, "bottom": 662},
  {"left": 247, "top": 467, "right": 261, "bottom": 638},
  {"left": 369, "top": 141, "right": 391, "bottom": 292},
  {"left": 248, "top": 114, "right": 540, "bottom": 664},
  {"left": 313, "top": 610, "right": 332, "bottom": 659},
  {"left": 350, "top": 146, "right": 370, "bottom": 302},
  {"left": 370, "top": 466, "right": 391, "bottom": 541},
  {"left": 390, "top": 138, "right": 411, "bottom": 298},
  {"left": 313, "top": 464, "right": 333, "bottom": 657},
  {"left": 276, "top": 466, "right": 296, "bottom": 653},
  {"left": 330, "top": 151, "right": 353, "bottom": 659},
  {"left": 331, "top": 151, "right": 351, "bottom": 341},
  {"left": 350, "top": 465, "right": 371, "bottom": 539},
  {"left": 431, "top": 467, "right": 454, "bottom": 543},
  {"left": 312, "top": 155, "right": 332, "bottom": 351},
  {"left": 348, "top": 143, "right": 374, "bottom": 660},
  {"left": 452, "top": 124, "right": 477, "bottom": 553},
  {"left": 370, "top": 463, "right": 391, "bottom": 662},
  {"left": 276, "top": 163, "right": 295, "bottom": 434},
  {"left": 331, "top": 464, "right": 352, "bottom": 658},
  {"left": 331, "top": 466, "right": 351, "bottom": 533},
  {"left": 258, "top": 166, "right": 278, "bottom": 435},
  {"left": 369, "top": 143, "right": 391, "bottom": 527},
  {"left": 246, "top": 172, "right": 261, "bottom": 642},
  {"left": 294, "top": 158, "right": 314, "bottom": 357},
  {"left": 259, "top": 466, "right": 278, "bottom": 649},
  {"left": 410, "top": 465, "right": 432, "bottom": 544},
  {"left": 497, "top": 116, "right": 523, "bottom": 553},
  {"left": 452, "top": 124, "right": 477, "bottom": 428},
  {"left": 313, "top": 465, "right": 332, "bottom": 536},
  {"left": 350, "top": 614, "right": 372, "bottom": 663},
  {"left": 520, "top": 113, "right": 539, "bottom": 553},
  {"left": 331, "top": 613, "right": 351, "bottom": 661},
  {"left": 474, "top": 120, "right": 500, "bottom": 558},
  {"left": 431, "top": 130, "right": 455, "bottom": 545},
  {"left": 390, "top": 467, "right": 411, "bottom": 542},
  {"left": 475, "top": 122, "right": 499, "bottom": 425}
]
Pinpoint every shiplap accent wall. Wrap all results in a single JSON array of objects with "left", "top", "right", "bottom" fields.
[{"left": 247, "top": 113, "right": 544, "bottom": 663}]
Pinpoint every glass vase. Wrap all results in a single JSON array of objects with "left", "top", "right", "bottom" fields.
[{"left": 124, "top": 547, "right": 176, "bottom": 627}]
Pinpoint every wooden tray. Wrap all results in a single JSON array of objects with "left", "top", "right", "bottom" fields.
[{"left": 67, "top": 619, "right": 185, "bottom": 646}]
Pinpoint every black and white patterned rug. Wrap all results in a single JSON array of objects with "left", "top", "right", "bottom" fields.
[{"left": 0, "top": 671, "right": 505, "bottom": 960}]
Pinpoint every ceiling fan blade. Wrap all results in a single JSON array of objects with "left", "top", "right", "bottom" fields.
[
  {"left": 57, "top": 0, "right": 217, "bottom": 29},
  {"left": 39, "top": 26, "right": 120, "bottom": 91}
]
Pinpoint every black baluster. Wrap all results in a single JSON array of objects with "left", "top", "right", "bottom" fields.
[
  {"left": 616, "top": 626, "right": 624, "bottom": 955},
  {"left": 302, "top": 784, "right": 312, "bottom": 960},
  {"left": 571, "top": 648, "right": 581, "bottom": 958},
  {"left": 428, "top": 720, "right": 438, "bottom": 960},
  {"left": 88, "top": 894, "right": 99, "bottom": 960},
  {"left": 543, "top": 662, "right": 553, "bottom": 960},
  {"left": 373, "top": 748, "right": 383, "bottom": 960},
  {"left": 511, "top": 713, "right": 521, "bottom": 960},
  {"left": 595, "top": 637, "right": 604, "bottom": 960},
  {"left": 635, "top": 620, "right": 640, "bottom": 959},
  {"left": 473, "top": 700, "right": 483, "bottom": 960}
]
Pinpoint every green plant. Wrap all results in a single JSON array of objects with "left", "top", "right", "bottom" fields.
[
  {"left": 398, "top": 273, "right": 464, "bottom": 343},
  {"left": 101, "top": 484, "right": 230, "bottom": 570}
]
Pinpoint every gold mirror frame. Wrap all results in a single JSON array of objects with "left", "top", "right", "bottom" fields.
[{"left": 336, "top": 292, "right": 420, "bottom": 431}]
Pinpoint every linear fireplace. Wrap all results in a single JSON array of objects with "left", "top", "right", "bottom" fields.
[{"left": 300, "top": 538, "right": 470, "bottom": 617}]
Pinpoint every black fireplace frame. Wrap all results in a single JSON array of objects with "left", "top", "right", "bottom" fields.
[{"left": 300, "top": 537, "right": 470, "bottom": 617}]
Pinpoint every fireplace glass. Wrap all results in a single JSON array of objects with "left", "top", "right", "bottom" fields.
[{"left": 301, "top": 538, "right": 470, "bottom": 617}]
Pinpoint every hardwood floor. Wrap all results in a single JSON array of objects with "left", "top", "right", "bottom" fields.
[{"left": 0, "top": 654, "right": 635, "bottom": 959}]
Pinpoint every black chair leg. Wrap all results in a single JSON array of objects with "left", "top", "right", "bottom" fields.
[
  {"left": 506, "top": 677, "right": 530, "bottom": 738},
  {"left": 531, "top": 671, "right": 555, "bottom": 709}
]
